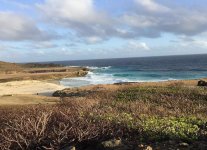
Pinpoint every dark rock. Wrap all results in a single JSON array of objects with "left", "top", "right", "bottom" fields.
[
  {"left": 70, "top": 147, "right": 76, "bottom": 150},
  {"left": 197, "top": 80, "right": 207, "bottom": 86},
  {"left": 136, "top": 145, "right": 153, "bottom": 150},
  {"left": 114, "top": 82, "right": 137, "bottom": 85},
  {"left": 53, "top": 90, "right": 67, "bottom": 97},
  {"left": 145, "top": 146, "right": 152, "bottom": 150},
  {"left": 179, "top": 142, "right": 189, "bottom": 148},
  {"left": 98, "top": 139, "right": 133, "bottom": 150},
  {"left": 168, "top": 140, "right": 176, "bottom": 145},
  {"left": 77, "top": 71, "right": 88, "bottom": 76},
  {"left": 62, "top": 146, "right": 76, "bottom": 150},
  {"left": 101, "top": 139, "right": 122, "bottom": 148},
  {"left": 191, "top": 141, "right": 207, "bottom": 150}
]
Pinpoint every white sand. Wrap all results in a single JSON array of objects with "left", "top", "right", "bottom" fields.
[{"left": 0, "top": 80, "right": 66, "bottom": 96}]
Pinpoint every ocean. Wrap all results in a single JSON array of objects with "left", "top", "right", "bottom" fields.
[{"left": 50, "top": 54, "right": 207, "bottom": 87}]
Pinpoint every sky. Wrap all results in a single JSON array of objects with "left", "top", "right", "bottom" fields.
[{"left": 0, "top": 0, "right": 207, "bottom": 62}]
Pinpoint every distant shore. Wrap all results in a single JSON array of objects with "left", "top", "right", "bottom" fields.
[
  {"left": 0, "top": 67, "right": 88, "bottom": 83},
  {"left": 0, "top": 77, "right": 204, "bottom": 96}
]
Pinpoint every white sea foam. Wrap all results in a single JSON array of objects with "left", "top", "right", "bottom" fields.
[
  {"left": 86, "top": 66, "right": 99, "bottom": 70},
  {"left": 60, "top": 73, "right": 179, "bottom": 87},
  {"left": 65, "top": 65, "right": 81, "bottom": 68},
  {"left": 101, "top": 66, "right": 112, "bottom": 69},
  {"left": 60, "top": 71, "right": 169, "bottom": 87},
  {"left": 86, "top": 66, "right": 111, "bottom": 70},
  {"left": 60, "top": 66, "right": 180, "bottom": 87},
  {"left": 60, "top": 71, "right": 128, "bottom": 87}
]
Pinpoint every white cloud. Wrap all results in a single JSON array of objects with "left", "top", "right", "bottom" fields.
[
  {"left": 0, "top": 45, "right": 7, "bottom": 51},
  {"left": 86, "top": 36, "right": 104, "bottom": 44},
  {"left": 122, "top": 8, "right": 207, "bottom": 38},
  {"left": 26, "top": 41, "right": 58, "bottom": 49},
  {"left": 37, "top": 0, "right": 119, "bottom": 42},
  {"left": 35, "top": 50, "right": 45, "bottom": 55},
  {"left": 177, "top": 36, "right": 207, "bottom": 48},
  {"left": 128, "top": 41, "right": 150, "bottom": 50},
  {"left": 122, "top": 14, "right": 158, "bottom": 28},
  {"left": 37, "top": 0, "right": 97, "bottom": 23},
  {"left": 134, "top": 0, "right": 171, "bottom": 13},
  {"left": 37, "top": 0, "right": 111, "bottom": 29},
  {"left": 194, "top": 40, "right": 207, "bottom": 47},
  {"left": 0, "top": 12, "right": 55, "bottom": 41},
  {"left": 37, "top": 0, "right": 207, "bottom": 43}
]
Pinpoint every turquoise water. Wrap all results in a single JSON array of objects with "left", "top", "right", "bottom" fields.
[
  {"left": 60, "top": 67, "right": 207, "bottom": 87},
  {"left": 49, "top": 54, "right": 207, "bottom": 87}
]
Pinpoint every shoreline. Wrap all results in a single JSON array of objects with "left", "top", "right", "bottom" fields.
[
  {"left": 53, "top": 77, "right": 206, "bottom": 97},
  {"left": 59, "top": 76, "right": 207, "bottom": 88},
  {"left": 1, "top": 77, "right": 205, "bottom": 96},
  {"left": 0, "top": 77, "right": 205, "bottom": 105}
]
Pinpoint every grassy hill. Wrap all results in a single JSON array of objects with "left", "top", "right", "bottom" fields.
[
  {"left": 0, "top": 61, "right": 63, "bottom": 74},
  {"left": 0, "top": 61, "right": 23, "bottom": 74}
]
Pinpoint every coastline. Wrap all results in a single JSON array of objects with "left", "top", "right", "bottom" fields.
[
  {"left": 0, "top": 77, "right": 205, "bottom": 96},
  {"left": 0, "top": 63, "right": 89, "bottom": 105},
  {"left": 50, "top": 77, "right": 206, "bottom": 97},
  {"left": 0, "top": 72, "right": 206, "bottom": 105}
]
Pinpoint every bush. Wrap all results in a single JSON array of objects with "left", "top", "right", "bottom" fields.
[{"left": 141, "top": 117, "right": 206, "bottom": 142}]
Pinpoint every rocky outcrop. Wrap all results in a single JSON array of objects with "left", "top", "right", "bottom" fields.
[
  {"left": 197, "top": 80, "right": 207, "bottom": 86},
  {"left": 97, "top": 139, "right": 134, "bottom": 150},
  {"left": 77, "top": 70, "right": 88, "bottom": 77},
  {"left": 53, "top": 88, "right": 95, "bottom": 97},
  {"left": 52, "top": 85, "right": 108, "bottom": 97}
]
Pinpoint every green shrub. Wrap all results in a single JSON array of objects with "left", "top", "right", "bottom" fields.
[
  {"left": 141, "top": 117, "right": 206, "bottom": 141},
  {"left": 116, "top": 86, "right": 207, "bottom": 102}
]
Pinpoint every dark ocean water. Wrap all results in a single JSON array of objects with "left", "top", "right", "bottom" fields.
[{"left": 49, "top": 54, "right": 207, "bottom": 87}]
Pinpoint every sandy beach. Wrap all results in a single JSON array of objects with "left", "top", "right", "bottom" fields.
[
  {"left": 0, "top": 80, "right": 66, "bottom": 96},
  {"left": 0, "top": 62, "right": 89, "bottom": 105}
]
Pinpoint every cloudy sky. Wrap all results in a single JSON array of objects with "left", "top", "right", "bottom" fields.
[{"left": 0, "top": 0, "right": 207, "bottom": 62}]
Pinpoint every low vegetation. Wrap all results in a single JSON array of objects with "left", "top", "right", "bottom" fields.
[
  {"left": 0, "top": 85, "right": 207, "bottom": 149},
  {"left": 0, "top": 61, "right": 62, "bottom": 74},
  {"left": 0, "top": 61, "right": 23, "bottom": 74},
  {"left": 0, "top": 61, "right": 88, "bottom": 82},
  {"left": 22, "top": 63, "right": 63, "bottom": 68}
]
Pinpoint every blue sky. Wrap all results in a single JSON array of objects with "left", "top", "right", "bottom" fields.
[{"left": 0, "top": 0, "right": 207, "bottom": 62}]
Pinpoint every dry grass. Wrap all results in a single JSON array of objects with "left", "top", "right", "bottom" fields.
[
  {"left": 0, "top": 84, "right": 207, "bottom": 149},
  {"left": 0, "top": 71, "right": 87, "bottom": 83},
  {"left": 0, "top": 102, "right": 120, "bottom": 149},
  {"left": 0, "top": 61, "right": 88, "bottom": 82},
  {"left": 0, "top": 62, "right": 23, "bottom": 74},
  {"left": 0, "top": 95, "right": 59, "bottom": 105}
]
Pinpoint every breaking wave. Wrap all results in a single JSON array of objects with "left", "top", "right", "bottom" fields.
[{"left": 60, "top": 67, "right": 178, "bottom": 87}]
